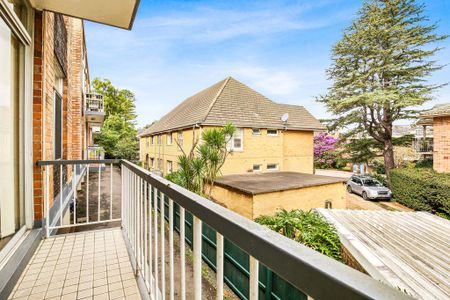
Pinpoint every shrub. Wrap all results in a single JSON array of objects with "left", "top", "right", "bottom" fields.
[
  {"left": 372, "top": 160, "right": 386, "bottom": 174},
  {"left": 255, "top": 209, "right": 342, "bottom": 261},
  {"left": 371, "top": 173, "right": 387, "bottom": 186},
  {"left": 390, "top": 168, "right": 450, "bottom": 219},
  {"left": 314, "top": 133, "right": 339, "bottom": 169},
  {"left": 415, "top": 158, "right": 433, "bottom": 169}
]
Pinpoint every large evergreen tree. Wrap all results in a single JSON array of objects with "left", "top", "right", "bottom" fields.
[
  {"left": 319, "top": 0, "right": 446, "bottom": 178},
  {"left": 92, "top": 78, "right": 139, "bottom": 161}
]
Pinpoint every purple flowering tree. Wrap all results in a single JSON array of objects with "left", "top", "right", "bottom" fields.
[{"left": 314, "top": 133, "right": 339, "bottom": 169}]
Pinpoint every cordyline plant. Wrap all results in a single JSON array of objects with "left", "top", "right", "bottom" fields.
[
  {"left": 318, "top": 0, "right": 447, "bottom": 180},
  {"left": 255, "top": 209, "right": 342, "bottom": 261},
  {"left": 166, "top": 123, "right": 236, "bottom": 198},
  {"left": 314, "top": 133, "right": 339, "bottom": 169}
]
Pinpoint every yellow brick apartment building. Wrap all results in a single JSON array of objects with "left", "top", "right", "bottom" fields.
[{"left": 139, "top": 77, "right": 325, "bottom": 176}]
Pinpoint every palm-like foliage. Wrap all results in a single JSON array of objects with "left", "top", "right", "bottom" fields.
[
  {"left": 199, "top": 123, "right": 236, "bottom": 197},
  {"left": 166, "top": 123, "right": 236, "bottom": 197},
  {"left": 255, "top": 209, "right": 342, "bottom": 261}
]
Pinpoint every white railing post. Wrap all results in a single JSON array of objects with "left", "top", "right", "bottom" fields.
[
  {"left": 73, "top": 165, "right": 77, "bottom": 225},
  {"left": 121, "top": 166, "right": 124, "bottom": 229},
  {"left": 59, "top": 164, "right": 63, "bottom": 225},
  {"left": 249, "top": 256, "right": 259, "bottom": 300},
  {"left": 98, "top": 163, "right": 101, "bottom": 221},
  {"left": 154, "top": 187, "right": 159, "bottom": 299},
  {"left": 137, "top": 176, "right": 142, "bottom": 276},
  {"left": 216, "top": 233, "right": 224, "bottom": 300},
  {"left": 86, "top": 164, "right": 90, "bottom": 223},
  {"left": 148, "top": 183, "right": 154, "bottom": 297},
  {"left": 44, "top": 165, "right": 50, "bottom": 238},
  {"left": 110, "top": 163, "right": 113, "bottom": 220},
  {"left": 160, "top": 192, "right": 166, "bottom": 299},
  {"left": 169, "top": 199, "right": 174, "bottom": 300},
  {"left": 180, "top": 207, "right": 186, "bottom": 300},
  {"left": 193, "top": 216, "right": 202, "bottom": 300},
  {"left": 144, "top": 180, "right": 148, "bottom": 289}
]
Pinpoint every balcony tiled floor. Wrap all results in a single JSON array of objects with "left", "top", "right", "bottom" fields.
[{"left": 9, "top": 228, "right": 141, "bottom": 300}]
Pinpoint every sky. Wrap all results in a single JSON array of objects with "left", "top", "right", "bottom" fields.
[{"left": 85, "top": 0, "right": 450, "bottom": 128}]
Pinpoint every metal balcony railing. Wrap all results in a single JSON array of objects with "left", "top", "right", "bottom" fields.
[
  {"left": 87, "top": 145, "right": 105, "bottom": 160},
  {"left": 414, "top": 143, "right": 434, "bottom": 153},
  {"left": 85, "top": 93, "right": 104, "bottom": 112},
  {"left": 36, "top": 159, "right": 409, "bottom": 300}
]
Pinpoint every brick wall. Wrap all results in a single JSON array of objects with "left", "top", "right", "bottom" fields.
[
  {"left": 433, "top": 116, "right": 450, "bottom": 173},
  {"left": 32, "top": 12, "right": 89, "bottom": 221},
  {"left": 32, "top": 11, "right": 44, "bottom": 220},
  {"left": 69, "top": 18, "right": 84, "bottom": 160}
]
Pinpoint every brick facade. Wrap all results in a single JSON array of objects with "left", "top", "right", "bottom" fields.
[
  {"left": 433, "top": 116, "right": 450, "bottom": 173},
  {"left": 32, "top": 12, "right": 89, "bottom": 221}
]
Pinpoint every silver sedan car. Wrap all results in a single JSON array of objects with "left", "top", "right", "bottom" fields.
[{"left": 347, "top": 175, "right": 392, "bottom": 200}]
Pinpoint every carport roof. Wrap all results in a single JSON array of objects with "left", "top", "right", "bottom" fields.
[
  {"left": 317, "top": 209, "right": 450, "bottom": 300},
  {"left": 214, "top": 172, "right": 347, "bottom": 195}
]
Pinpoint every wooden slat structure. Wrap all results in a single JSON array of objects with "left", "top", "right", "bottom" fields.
[{"left": 317, "top": 209, "right": 450, "bottom": 299}]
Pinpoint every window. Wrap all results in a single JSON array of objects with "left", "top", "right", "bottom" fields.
[
  {"left": 325, "top": 200, "right": 332, "bottom": 209},
  {"left": 167, "top": 132, "right": 172, "bottom": 145},
  {"left": 150, "top": 136, "right": 154, "bottom": 145},
  {"left": 177, "top": 131, "right": 183, "bottom": 150},
  {"left": 167, "top": 161, "right": 173, "bottom": 174},
  {"left": 252, "top": 128, "right": 261, "bottom": 135},
  {"left": 158, "top": 159, "right": 163, "bottom": 170},
  {"left": 267, "top": 163, "right": 279, "bottom": 171},
  {"left": 267, "top": 129, "right": 278, "bottom": 136},
  {"left": 227, "top": 128, "right": 243, "bottom": 151},
  {"left": 253, "top": 164, "right": 262, "bottom": 172},
  {"left": 150, "top": 158, "right": 155, "bottom": 168},
  {"left": 157, "top": 135, "right": 161, "bottom": 145}
]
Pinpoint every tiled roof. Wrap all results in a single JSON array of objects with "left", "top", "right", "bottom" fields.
[
  {"left": 420, "top": 103, "right": 450, "bottom": 117},
  {"left": 141, "top": 77, "right": 324, "bottom": 136}
]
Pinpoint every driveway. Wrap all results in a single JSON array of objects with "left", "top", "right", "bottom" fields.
[
  {"left": 315, "top": 169, "right": 353, "bottom": 179},
  {"left": 316, "top": 169, "right": 411, "bottom": 211}
]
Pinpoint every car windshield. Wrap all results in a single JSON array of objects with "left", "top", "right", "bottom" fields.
[{"left": 363, "top": 179, "right": 382, "bottom": 187}]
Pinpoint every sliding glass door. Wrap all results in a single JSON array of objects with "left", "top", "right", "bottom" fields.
[{"left": 0, "top": 0, "right": 31, "bottom": 252}]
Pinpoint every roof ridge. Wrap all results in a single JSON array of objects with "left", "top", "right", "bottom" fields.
[{"left": 202, "top": 76, "right": 232, "bottom": 123}]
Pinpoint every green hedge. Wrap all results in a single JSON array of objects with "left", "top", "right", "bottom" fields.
[{"left": 390, "top": 168, "right": 450, "bottom": 219}]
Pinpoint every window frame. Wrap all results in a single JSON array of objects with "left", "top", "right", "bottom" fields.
[
  {"left": 177, "top": 131, "right": 183, "bottom": 150},
  {"left": 252, "top": 164, "right": 262, "bottom": 172},
  {"left": 228, "top": 128, "right": 244, "bottom": 151},
  {"left": 267, "top": 129, "right": 279, "bottom": 136},
  {"left": 167, "top": 160, "right": 173, "bottom": 174},
  {"left": 267, "top": 163, "right": 279, "bottom": 171},
  {"left": 167, "top": 132, "right": 172, "bottom": 145},
  {"left": 252, "top": 128, "right": 261, "bottom": 136},
  {"left": 0, "top": 0, "right": 34, "bottom": 259}
]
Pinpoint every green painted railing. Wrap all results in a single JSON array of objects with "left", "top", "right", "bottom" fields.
[{"left": 152, "top": 189, "right": 307, "bottom": 300}]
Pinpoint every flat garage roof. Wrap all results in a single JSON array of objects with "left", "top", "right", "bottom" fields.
[{"left": 214, "top": 172, "right": 347, "bottom": 195}]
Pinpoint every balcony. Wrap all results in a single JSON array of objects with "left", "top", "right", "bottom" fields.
[
  {"left": 85, "top": 93, "right": 106, "bottom": 126},
  {"left": 9, "top": 159, "right": 409, "bottom": 300},
  {"left": 413, "top": 142, "right": 434, "bottom": 153}
]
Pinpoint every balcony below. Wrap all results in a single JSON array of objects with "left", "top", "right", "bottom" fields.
[{"left": 85, "top": 93, "right": 106, "bottom": 126}]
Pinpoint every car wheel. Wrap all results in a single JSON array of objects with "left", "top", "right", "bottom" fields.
[
  {"left": 362, "top": 191, "right": 368, "bottom": 200},
  {"left": 347, "top": 185, "right": 352, "bottom": 193}
]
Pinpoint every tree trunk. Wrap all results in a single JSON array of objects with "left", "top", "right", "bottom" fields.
[{"left": 383, "top": 139, "right": 395, "bottom": 184}]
